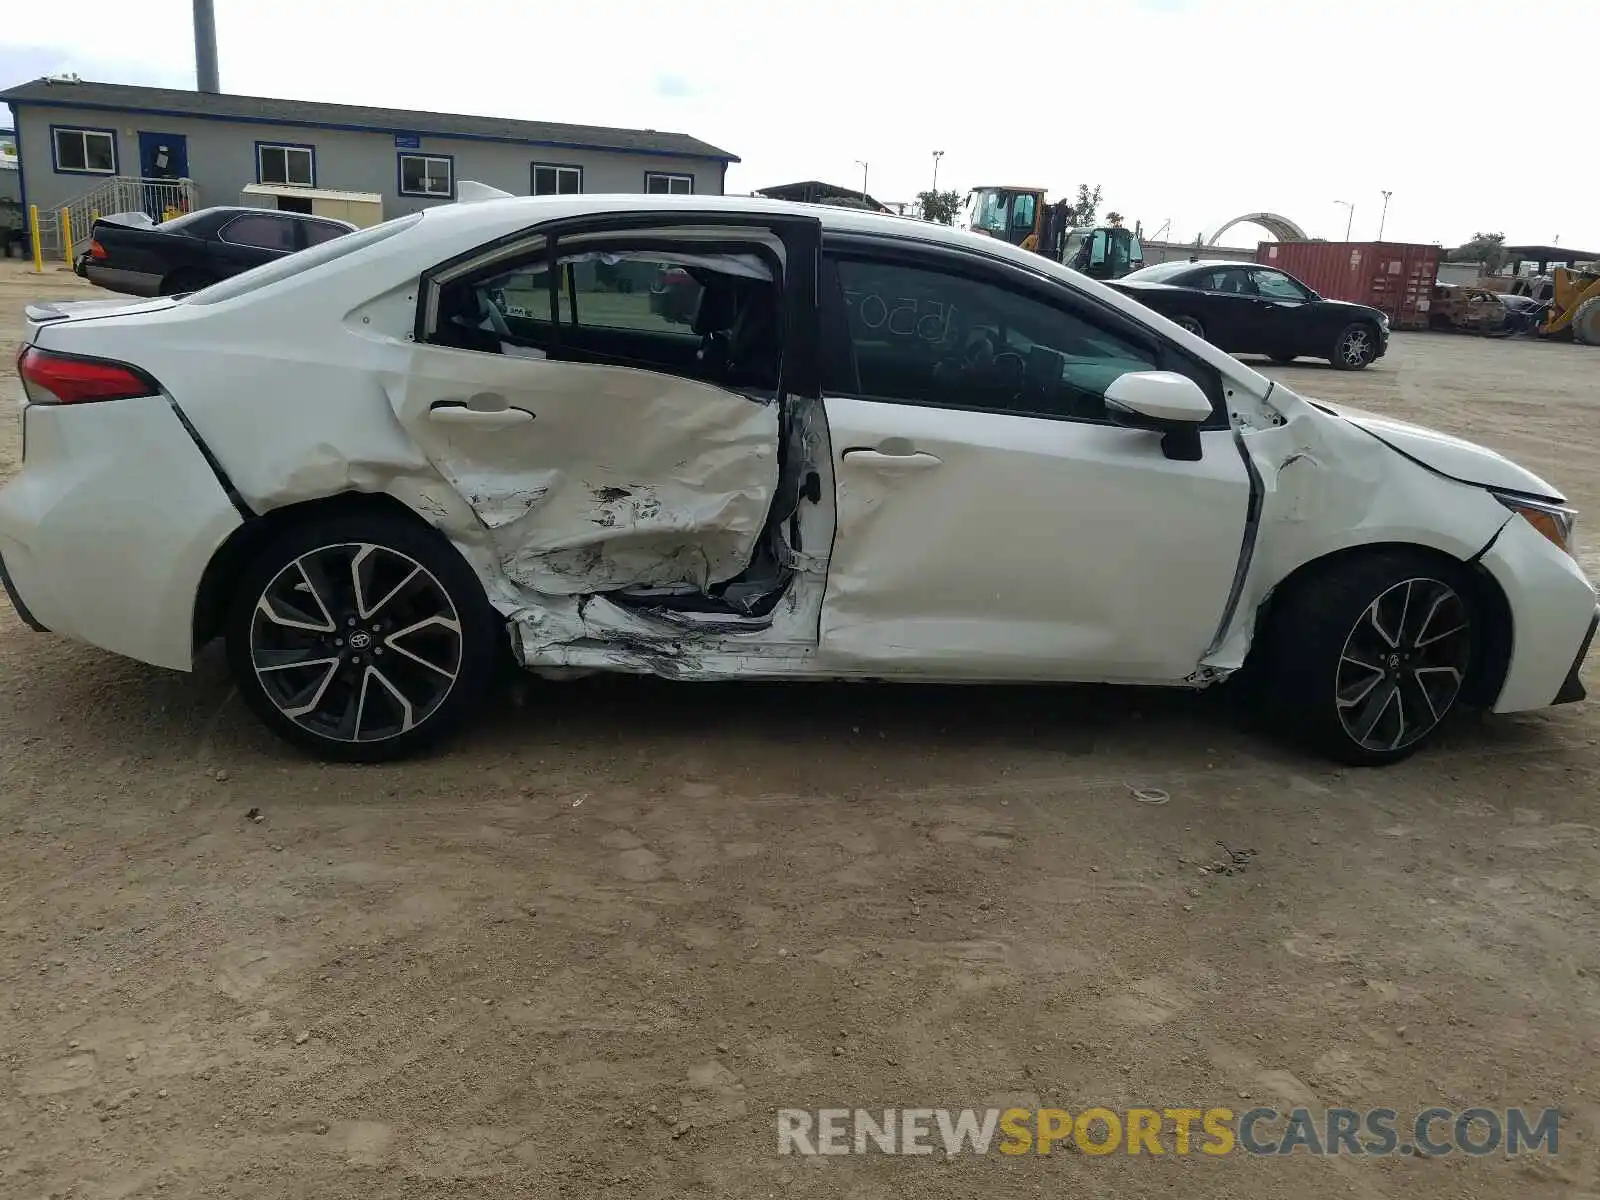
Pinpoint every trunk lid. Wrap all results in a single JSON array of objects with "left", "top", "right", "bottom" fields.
[{"left": 24, "top": 297, "right": 179, "bottom": 343}]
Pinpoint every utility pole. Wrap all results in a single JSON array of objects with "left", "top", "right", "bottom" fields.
[
  {"left": 1334, "top": 199, "right": 1354, "bottom": 242},
  {"left": 855, "top": 160, "right": 869, "bottom": 202},
  {"left": 931, "top": 150, "right": 944, "bottom": 193},
  {"left": 1377, "top": 190, "right": 1392, "bottom": 241}
]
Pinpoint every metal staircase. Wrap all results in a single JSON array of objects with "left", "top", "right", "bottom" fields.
[{"left": 30, "top": 176, "right": 199, "bottom": 261}]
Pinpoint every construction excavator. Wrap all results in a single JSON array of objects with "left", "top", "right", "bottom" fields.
[
  {"left": 1510, "top": 264, "right": 1600, "bottom": 345},
  {"left": 963, "top": 185, "right": 1145, "bottom": 279}
]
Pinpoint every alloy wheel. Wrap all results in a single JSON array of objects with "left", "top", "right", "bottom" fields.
[
  {"left": 1340, "top": 327, "right": 1374, "bottom": 367},
  {"left": 1176, "top": 315, "right": 1205, "bottom": 337},
  {"left": 249, "top": 543, "right": 463, "bottom": 744},
  {"left": 1335, "top": 577, "right": 1471, "bottom": 753}
]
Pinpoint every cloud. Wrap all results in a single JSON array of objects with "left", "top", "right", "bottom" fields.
[
  {"left": 0, "top": 43, "right": 192, "bottom": 93},
  {"left": 652, "top": 73, "right": 696, "bottom": 100},
  {"left": 3, "top": 0, "right": 1596, "bottom": 247}
]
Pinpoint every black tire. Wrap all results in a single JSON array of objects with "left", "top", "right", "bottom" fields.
[
  {"left": 160, "top": 269, "right": 217, "bottom": 296},
  {"left": 1330, "top": 321, "right": 1378, "bottom": 370},
  {"left": 225, "top": 510, "right": 501, "bottom": 762},
  {"left": 1174, "top": 314, "right": 1206, "bottom": 339},
  {"left": 1571, "top": 296, "right": 1600, "bottom": 346},
  {"left": 1258, "top": 550, "right": 1477, "bottom": 766}
]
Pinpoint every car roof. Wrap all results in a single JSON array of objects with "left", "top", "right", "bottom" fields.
[
  {"left": 330, "top": 193, "right": 1278, "bottom": 395},
  {"left": 413, "top": 192, "right": 1069, "bottom": 271},
  {"left": 188, "top": 205, "right": 351, "bottom": 222},
  {"left": 1162, "top": 260, "right": 1259, "bottom": 271}
]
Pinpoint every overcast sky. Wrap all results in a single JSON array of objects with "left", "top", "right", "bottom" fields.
[{"left": 5, "top": 0, "right": 1597, "bottom": 248}]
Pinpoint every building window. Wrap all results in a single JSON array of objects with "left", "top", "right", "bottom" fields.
[
  {"left": 257, "top": 142, "right": 315, "bottom": 187},
  {"left": 645, "top": 172, "right": 694, "bottom": 195},
  {"left": 532, "top": 164, "right": 582, "bottom": 195},
  {"left": 52, "top": 127, "right": 117, "bottom": 175},
  {"left": 399, "top": 153, "right": 454, "bottom": 198}
]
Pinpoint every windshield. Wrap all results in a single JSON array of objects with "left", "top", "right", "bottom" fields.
[
  {"left": 184, "top": 213, "right": 424, "bottom": 304},
  {"left": 1120, "top": 261, "right": 1201, "bottom": 283},
  {"left": 970, "top": 190, "right": 1009, "bottom": 235}
]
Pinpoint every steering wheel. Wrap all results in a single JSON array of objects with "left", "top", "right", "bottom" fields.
[{"left": 476, "top": 290, "right": 513, "bottom": 339}]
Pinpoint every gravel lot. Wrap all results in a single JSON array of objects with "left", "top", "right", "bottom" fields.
[{"left": 2, "top": 261, "right": 1598, "bottom": 1199}]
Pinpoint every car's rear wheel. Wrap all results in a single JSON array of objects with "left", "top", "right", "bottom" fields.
[
  {"left": 225, "top": 512, "right": 501, "bottom": 762},
  {"left": 1260, "top": 551, "right": 1477, "bottom": 765},
  {"left": 1331, "top": 322, "right": 1378, "bottom": 369},
  {"left": 1174, "top": 314, "right": 1206, "bottom": 339}
]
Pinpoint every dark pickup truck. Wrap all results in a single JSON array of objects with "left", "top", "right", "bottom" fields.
[{"left": 76, "top": 206, "right": 357, "bottom": 297}]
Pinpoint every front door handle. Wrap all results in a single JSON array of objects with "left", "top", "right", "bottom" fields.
[{"left": 842, "top": 449, "right": 943, "bottom": 471}]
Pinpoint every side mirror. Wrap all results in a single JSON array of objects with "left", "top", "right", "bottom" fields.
[{"left": 1104, "top": 371, "right": 1212, "bottom": 462}]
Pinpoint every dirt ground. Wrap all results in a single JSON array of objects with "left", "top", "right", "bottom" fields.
[{"left": 1, "top": 260, "right": 1598, "bottom": 1199}]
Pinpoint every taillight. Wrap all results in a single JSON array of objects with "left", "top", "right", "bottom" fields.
[
  {"left": 17, "top": 347, "right": 161, "bottom": 405},
  {"left": 89, "top": 239, "right": 107, "bottom": 261}
]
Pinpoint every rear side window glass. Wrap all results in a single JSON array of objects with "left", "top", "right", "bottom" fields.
[
  {"left": 301, "top": 221, "right": 350, "bottom": 247},
  {"left": 185, "top": 213, "right": 423, "bottom": 305},
  {"left": 220, "top": 214, "right": 299, "bottom": 252}
]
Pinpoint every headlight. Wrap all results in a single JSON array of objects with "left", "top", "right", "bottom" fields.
[
  {"left": 1494, "top": 492, "right": 1577, "bottom": 556},
  {"left": 1378, "top": 313, "right": 1390, "bottom": 330}
]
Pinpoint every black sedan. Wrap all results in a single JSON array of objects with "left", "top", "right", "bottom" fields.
[
  {"left": 77, "top": 206, "right": 356, "bottom": 297},
  {"left": 1108, "top": 260, "right": 1390, "bottom": 370}
]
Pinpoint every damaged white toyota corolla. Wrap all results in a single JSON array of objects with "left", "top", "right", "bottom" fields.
[{"left": 3, "top": 194, "right": 1595, "bottom": 764}]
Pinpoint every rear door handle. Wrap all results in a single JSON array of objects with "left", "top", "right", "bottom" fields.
[
  {"left": 842, "top": 449, "right": 943, "bottom": 471},
  {"left": 428, "top": 394, "right": 533, "bottom": 428}
]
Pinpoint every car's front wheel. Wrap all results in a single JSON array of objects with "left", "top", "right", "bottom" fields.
[
  {"left": 225, "top": 511, "right": 502, "bottom": 761},
  {"left": 1261, "top": 551, "right": 1478, "bottom": 765},
  {"left": 1331, "top": 322, "right": 1379, "bottom": 369}
]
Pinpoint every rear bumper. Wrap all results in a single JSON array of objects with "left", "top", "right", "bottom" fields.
[
  {"left": 84, "top": 264, "right": 163, "bottom": 297},
  {"left": 0, "top": 550, "right": 48, "bottom": 631},
  {"left": 1553, "top": 607, "right": 1598, "bottom": 705},
  {"left": 0, "top": 394, "right": 242, "bottom": 670}
]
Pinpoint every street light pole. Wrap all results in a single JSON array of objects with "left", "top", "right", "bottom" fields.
[
  {"left": 855, "top": 160, "right": 869, "bottom": 201},
  {"left": 1334, "top": 199, "right": 1354, "bottom": 241},
  {"left": 931, "top": 150, "right": 944, "bottom": 193},
  {"left": 1377, "top": 190, "right": 1393, "bottom": 241}
]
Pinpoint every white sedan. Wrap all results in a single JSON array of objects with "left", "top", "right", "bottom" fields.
[{"left": 3, "top": 193, "right": 1594, "bottom": 764}]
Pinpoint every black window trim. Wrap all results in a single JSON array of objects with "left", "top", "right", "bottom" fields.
[
  {"left": 531, "top": 162, "right": 584, "bottom": 196},
  {"left": 217, "top": 211, "right": 302, "bottom": 252},
  {"left": 414, "top": 209, "right": 822, "bottom": 399},
  {"left": 819, "top": 231, "right": 1230, "bottom": 430}
]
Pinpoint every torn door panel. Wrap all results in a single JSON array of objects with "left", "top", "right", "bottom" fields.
[{"left": 389, "top": 351, "right": 778, "bottom": 594}]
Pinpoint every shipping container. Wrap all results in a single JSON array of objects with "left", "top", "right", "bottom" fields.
[{"left": 1255, "top": 241, "right": 1441, "bottom": 330}]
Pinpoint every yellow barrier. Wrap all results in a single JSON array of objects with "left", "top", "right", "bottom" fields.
[
  {"left": 29, "top": 204, "right": 43, "bottom": 273},
  {"left": 61, "top": 208, "right": 74, "bottom": 264}
]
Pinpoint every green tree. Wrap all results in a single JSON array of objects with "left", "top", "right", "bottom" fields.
[
  {"left": 1449, "top": 231, "right": 1506, "bottom": 271},
  {"left": 916, "top": 188, "right": 964, "bottom": 225},
  {"left": 1064, "top": 184, "right": 1103, "bottom": 227}
]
